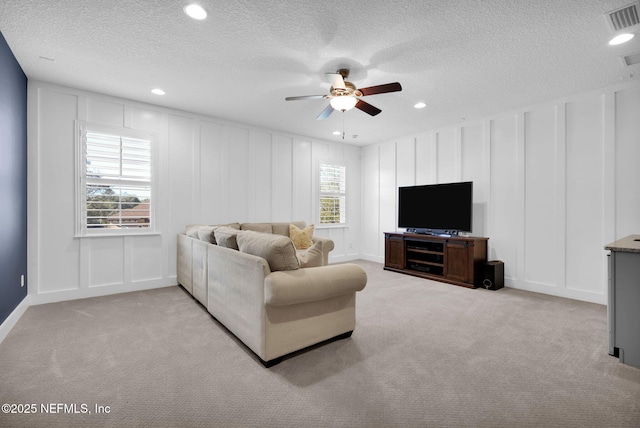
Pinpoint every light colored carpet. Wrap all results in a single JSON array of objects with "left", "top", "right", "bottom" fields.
[{"left": 1, "top": 260, "right": 639, "bottom": 427}]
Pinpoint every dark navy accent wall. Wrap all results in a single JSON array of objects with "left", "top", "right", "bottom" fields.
[{"left": 0, "top": 32, "right": 28, "bottom": 324}]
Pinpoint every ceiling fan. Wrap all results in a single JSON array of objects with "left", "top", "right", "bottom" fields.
[{"left": 285, "top": 69, "right": 402, "bottom": 120}]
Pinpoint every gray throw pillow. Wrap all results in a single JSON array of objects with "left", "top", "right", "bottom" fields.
[
  {"left": 237, "top": 230, "right": 299, "bottom": 271},
  {"left": 214, "top": 226, "right": 240, "bottom": 250},
  {"left": 297, "top": 240, "right": 324, "bottom": 268},
  {"left": 196, "top": 226, "right": 217, "bottom": 243},
  {"left": 185, "top": 224, "right": 202, "bottom": 238}
]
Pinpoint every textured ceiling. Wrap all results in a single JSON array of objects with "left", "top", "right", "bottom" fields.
[{"left": 1, "top": 0, "right": 639, "bottom": 145}]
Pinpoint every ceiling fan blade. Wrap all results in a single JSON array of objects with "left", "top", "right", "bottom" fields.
[
  {"left": 326, "top": 73, "right": 346, "bottom": 90},
  {"left": 358, "top": 82, "right": 402, "bottom": 96},
  {"left": 355, "top": 99, "right": 382, "bottom": 116},
  {"left": 285, "top": 95, "right": 327, "bottom": 101},
  {"left": 316, "top": 104, "right": 334, "bottom": 120}
]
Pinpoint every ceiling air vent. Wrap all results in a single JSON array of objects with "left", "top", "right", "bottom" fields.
[
  {"left": 623, "top": 51, "right": 640, "bottom": 66},
  {"left": 605, "top": 2, "right": 640, "bottom": 32}
]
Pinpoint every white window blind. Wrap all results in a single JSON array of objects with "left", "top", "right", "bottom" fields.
[
  {"left": 319, "top": 163, "right": 346, "bottom": 225},
  {"left": 76, "top": 123, "right": 155, "bottom": 235}
]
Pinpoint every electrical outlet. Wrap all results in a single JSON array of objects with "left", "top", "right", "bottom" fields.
[{"left": 21, "top": 275, "right": 25, "bottom": 287}]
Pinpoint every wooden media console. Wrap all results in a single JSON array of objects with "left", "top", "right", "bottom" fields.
[{"left": 384, "top": 232, "right": 488, "bottom": 288}]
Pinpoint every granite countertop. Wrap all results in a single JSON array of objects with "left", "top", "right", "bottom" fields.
[{"left": 605, "top": 235, "right": 640, "bottom": 253}]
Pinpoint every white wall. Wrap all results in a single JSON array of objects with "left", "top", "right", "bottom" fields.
[
  {"left": 27, "top": 81, "right": 361, "bottom": 304},
  {"left": 360, "top": 82, "right": 640, "bottom": 305},
  {"left": 26, "top": 80, "right": 640, "bottom": 306}
]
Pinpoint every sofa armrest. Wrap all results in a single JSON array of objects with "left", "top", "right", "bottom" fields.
[
  {"left": 312, "top": 236, "right": 334, "bottom": 265},
  {"left": 264, "top": 263, "right": 367, "bottom": 307},
  {"left": 177, "top": 234, "right": 193, "bottom": 293},
  {"left": 312, "top": 236, "right": 334, "bottom": 251}
]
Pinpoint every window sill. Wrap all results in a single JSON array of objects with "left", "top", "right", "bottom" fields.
[
  {"left": 316, "top": 224, "right": 349, "bottom": 230},
  {"left": 74, "top": 231, "right": 161, "bottom": 239}
]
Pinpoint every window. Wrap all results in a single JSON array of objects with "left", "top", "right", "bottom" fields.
[
  {"left": 319, "top": 163, "right": 346, "bottom": 225},
  {"left": 76, "top": 122, "right": 156, "bottom": 236}
]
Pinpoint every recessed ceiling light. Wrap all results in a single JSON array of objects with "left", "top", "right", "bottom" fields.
[
  {"left": 609, "top": 33, "right": 635, "bottom": 45},
  {"left": 332, "top": 131, "right": 341, "bottom": 135},
  {"left": 151, "top": 88, "right": 166, "bottom": 95},
  {"left": 184, "top": 4, "right": 207, "bottom": 20},
  {"left": 414, "top": 102, "right": 426, "bottom": 109}
]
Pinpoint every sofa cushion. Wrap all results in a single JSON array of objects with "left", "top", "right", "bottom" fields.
[
  {"left": 296, "top": 240, "right": 324, "bottom": 268},
  {"left": 289, "top": 224, "right": 314, "bottom": 250},
  {"left": 237, "top": 231, "right": 299, "bottom": 272},
  {"left": 214, "top": 226, "right": 240, "bottom": 250},
  {"left": 196, "top": 226, "right": 217, "bottom": 243},
  {"left": 186, "top": 222, "right": 240, "bottom": 239},
  {"left": 185, "top": 224, "right": 202, "bottom": 238},
  {"left": 241, "top": 223, "right": 273, "bottom": 234},
  {"left": 272, "top": 221, "right": 305, "bottom": 237}
]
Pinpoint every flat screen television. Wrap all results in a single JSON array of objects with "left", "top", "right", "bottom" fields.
[{"left": 398, "top": 181, "right": 473, "bottom": 235}]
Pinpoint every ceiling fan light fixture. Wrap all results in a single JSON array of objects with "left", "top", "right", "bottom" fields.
[
  {"left": 330, "top": 95, "right": 358, "bottom": 111},
  {"left": 184, "top": 4, "right": 207, "bottom": 20},
  {"left": 609, "top": 33, "right": 635, "bottom": 45}
]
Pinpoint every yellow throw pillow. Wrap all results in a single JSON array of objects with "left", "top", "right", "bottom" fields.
[{"left": 289, "top": 224, "right": 314, "bottom": 250}]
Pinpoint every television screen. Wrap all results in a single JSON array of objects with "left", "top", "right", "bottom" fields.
[{"left": 398, "top": 182, "right": 473, "bottom": 233}]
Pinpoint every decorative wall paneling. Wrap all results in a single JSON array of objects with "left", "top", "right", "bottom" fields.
[
  {"left": 23, "top": 79, "right": 640, "bottom": 307},
  {"left": 28, "top": 81, "right": 360, "bottom": 305},
  {"left": 360, "top": 82, "right": 640, "bottom": 305}
]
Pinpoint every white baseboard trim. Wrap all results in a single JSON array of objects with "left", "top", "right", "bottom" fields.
[
  {"left": 359, "top": 254, "right": 385, "bottom": 264},
  {"left": 29, "top": 279, "right": 178, "bottom": 306},
  {"left": 505, "top": 278, "right": 606, "bottom": 305},
  {"left": 329, "top": 254, "right": 361, "bottom": 264},
  {"left": 0, "top": 296, "right": 31, "bottom": 345}
]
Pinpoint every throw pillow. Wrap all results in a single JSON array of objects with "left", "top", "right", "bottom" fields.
[
  {"left": 297, "top": 240, "right": 324, "bottom": 268},
  {"left": 185, "top": 224, "right": 202, "bottom": 238},
  {"left": 214, "top": 226, "right": 240, "bottom": 250},
  {"left": 196, "top": 226, "right": 217, "bottom": 243},
  {"left": 237, "top": 230, "right": 299, "bottom": 271},
  {"left": 289, "top": 224, "right": 314, "bottom": 250}
]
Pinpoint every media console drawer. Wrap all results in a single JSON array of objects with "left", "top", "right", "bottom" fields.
[{"left": 384, "top": 232, "right": 488, "bottom": 288}]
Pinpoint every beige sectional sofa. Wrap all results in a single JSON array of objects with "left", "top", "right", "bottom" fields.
[{"left": 177, "top": 221, "right": 367, "bottom": 366}]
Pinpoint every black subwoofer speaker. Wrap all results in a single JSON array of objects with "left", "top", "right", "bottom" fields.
[{"left": 482, "top": 260, "right": 504, "bottom": 290}]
